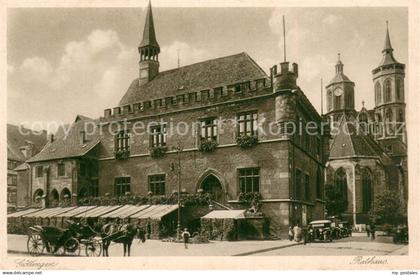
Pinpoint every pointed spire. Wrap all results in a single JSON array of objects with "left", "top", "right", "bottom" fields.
[
  {"left": 335, "top": 53, "right": 344, "bottom": 74},
  {"left": 383, "top": 20, "right": 393, "bottom": 53},
  {"left": 139, "top": 0, "right": 160, "bottom": 49}
]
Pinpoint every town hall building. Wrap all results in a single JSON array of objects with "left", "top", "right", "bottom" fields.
[{"left": 15, "top": 3, "right": 408, "bottom": 237}]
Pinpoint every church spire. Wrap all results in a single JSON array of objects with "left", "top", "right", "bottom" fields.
[
  {"left": 138, "top": 0, "right": 160, "bottom": 84},
  {"left": 335, "top": 53, "right": 344, "bottom": 74},
  {"left": 382, "top": 21, "right": 393, "bottom": 54},
  {"left": 139, "top": 0, "right": 160, "bottom": 49}
]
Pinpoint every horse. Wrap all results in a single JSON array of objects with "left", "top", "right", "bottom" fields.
[{"left": 101, "top": 222, "right": 146, "bottom": 257}]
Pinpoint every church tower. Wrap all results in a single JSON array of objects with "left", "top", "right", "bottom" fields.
[
  {"left": 138, "top": 0, "right": 160, "bottom": 86},
  {"left": 372, "top": 22, "right": 406, "bottom": 149},
  {"left": 325, "top": 54, "right": 356, "bottom": 123}
]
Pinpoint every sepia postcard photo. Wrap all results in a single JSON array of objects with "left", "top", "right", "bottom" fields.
[{"left": 1, "top": 0, "right": 419, "bottom": 270}]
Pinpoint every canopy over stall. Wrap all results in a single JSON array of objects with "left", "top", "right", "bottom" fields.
[
  {"left": 202, "top": 210, "right": 246, "bottom": 220},
  {"left": 130, "top": 204, "right": 178, "bottom": 239},
  {"left": 7, "top": 208, "right": 41, "bottom": 218},
  {"left": 100, "top": 205, "right": 151, "bottom": 220},
  {"left": 75, "top": 205, "right": 123, "bottom": 218}
]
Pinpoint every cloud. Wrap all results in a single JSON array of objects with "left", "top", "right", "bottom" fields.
[
  {"left": 8, "top": 29, "right": 138, "bottom": 124},
  {"left": 19, "top": 56, "right": 53, "bottom": 81},
  {"left": 160, "top": 41, "right": 212, "bottom": 71}
]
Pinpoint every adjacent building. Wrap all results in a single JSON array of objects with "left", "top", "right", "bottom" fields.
[
  {"left": 324, "top": 23, "right": 407, "bottom": 230},
  {"left": 7, "top": 124, "right": 47, "bottom": 212}
]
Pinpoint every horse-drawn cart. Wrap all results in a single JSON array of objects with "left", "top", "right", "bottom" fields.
[{"left": 27, "top": 221, "right": 102, "bottom": 257}]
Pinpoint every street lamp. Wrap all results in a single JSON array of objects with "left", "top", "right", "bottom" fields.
[{"left": 171, "top": 141, "right": 183, "bottom": 240}]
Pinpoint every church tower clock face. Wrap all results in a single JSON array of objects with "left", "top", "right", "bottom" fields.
[{"left": 334, "top": 88, "right": 343, "bottom": 97}]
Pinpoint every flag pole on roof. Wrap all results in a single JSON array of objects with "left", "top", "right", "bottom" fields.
[{"left": 283, "top": 15, "right": 286, "bottom": 62}]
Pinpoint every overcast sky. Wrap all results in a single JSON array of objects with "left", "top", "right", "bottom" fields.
[{"left": 7, "top": 6, "right": 408, "bottom": 131}]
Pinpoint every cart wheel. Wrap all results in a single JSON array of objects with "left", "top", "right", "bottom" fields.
[
  {"left": 64, "top": 237, "right": 81, "bottom": 256},
  {"left": 27, "top": 233, "right": 44, "bottom": 256},
  {"left": 85, "top": 240, "right": 102, "bottom": 257}
]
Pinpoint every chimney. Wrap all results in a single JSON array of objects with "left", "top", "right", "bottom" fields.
[
  {"left": 79, "top": 130, "right": 86, "bottom": 145},
  {"left": 20, "top": 141, "right": 34, "bottom": 159},
  {"left": 49, "top": 134, "right": 55, "bottom": 143}
]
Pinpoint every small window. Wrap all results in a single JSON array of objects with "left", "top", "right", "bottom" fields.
[
  {"left": 234, "top": 84, "right": 242, "bottom": 93},
  {"left": 176, "top": 94, "right": 186, "bottom": 104},
  {"left": 201, "top": 90, "right": 210, "bottom": 99},
  {"left": 165, "top": 97, "right": 173, "bottom": 106},
  {"left": 256, "top": 79, "right": 265, "bottom": 89},
  {"left": 237, "top": 111, "right": 258, "bottom": 136},
  {"left": 200, "top": 118, "right": 218, "bottom": 142},
  {"left": 150, "top": 124, "right": 167, "bottom": 147},
  {"left": 114, "top": 177, "right": 131, "bottom": 196},
  {"left": 154, "top": 99, "right": 163, "bottom": 108},
  {"left": 188, "top": 92, "right": 197, "bottom": 102},
  {"left": 36, "top": 166, "right": 43, "bottom": 178},
  {"left": 57, "top": 163, "right": 65, "bottom": 177},
  {"left": 238, "top": 168, "right": 260, "bottom": 193},
  {"left": 214, "top": 87, "right": 223, "bottom": 97},
  {"left": 149, "top": 174, "right": 166, "bottom": 195},
  {"left": 115, "top": 130, "right": 130, "bottom": 152}
]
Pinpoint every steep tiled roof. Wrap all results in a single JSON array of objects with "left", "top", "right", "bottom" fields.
[
  {"left": 26, "top": 116, "right": 100, "bottom": 163},
  {"left": 329, "top": 115, "right": 385, "bottom": 159},
  {"left": 7, "top": 124, "right": 48, "bottom": 162},
  {"left": 119, "top": 52, "right": 268, "bottom": 105}
]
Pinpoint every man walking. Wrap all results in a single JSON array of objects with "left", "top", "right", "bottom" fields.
[{"left": 182, "top": 228, "right": 191, "bottom": 249}]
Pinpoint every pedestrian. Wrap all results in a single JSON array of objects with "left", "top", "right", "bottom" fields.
[
  {"left": 370, "top": 222, "right": 376, "bottom": 240},
  {"left": 288, "top": 226, "right": 294, "bottom": 241},
  {"left": 293, "top": 224, "right": 302, "bottom": 242},
  {"left": 182, "top": 227, "right": 191, "bottom": 249},
  {"left": 366, "top": 223, "right": 371, "bottom": 238}
]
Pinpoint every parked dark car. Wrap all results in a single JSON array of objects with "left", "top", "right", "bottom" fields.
[
  {"left": 338, "top": 221, "right": 352, "bottom": 238},
  {"left": 306, "top": 220, "right": 333, "bottom": 243},
  {"left": 392, "top": 225, "right": 408, "bottom": 244}
]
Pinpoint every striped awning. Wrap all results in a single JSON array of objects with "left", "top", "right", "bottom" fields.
[
  {"left": 75, "top": 205, "right": 123, "bottom": 218},
  {"left": 130, "top": 205, "right": 178, "bottom": 221},
  {"left": 201, "top": 210, "right": 246, "bottom": 220},
  {"left": 100, "top": 205, "right": 151, "bottom": 219},
  {"left": 7, "top": 208, "right": 42, "bottom": 218}
]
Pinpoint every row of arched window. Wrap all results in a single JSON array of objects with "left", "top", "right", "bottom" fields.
[
  {"left": 375, "top": 78, "right": 404, "bottom": 105},
  {"left": 333, "top": 167, "right": 373, "bottom": 213},
  {"left": 33, "top": 188, "right": 72, "bottom": 205}
]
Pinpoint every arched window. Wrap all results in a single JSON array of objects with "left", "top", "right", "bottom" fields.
[
  {"left": 327, "top": 90, "right": 332, "bottom": 111},
  {"left": 358, "top": 112, "right": 368, "bottom": 134},
  {"left": 375, "top": 82, "right": 382, "bottom": 104},
  {"left": 385, "top": 108, "right": 394, "bottom": 135},
  {"left": 33, "top": 189, "right": 44, "bottom": 203},
  {"left": 334, "top": 95, "right": 342, "bottom": 109},
  {"left": 362, "top": 168, "right": 373, "bottom": 212},
  {"left": 345, "top": 92, "right": 353, "bottom": 109},
  {"left": 398, "top": 109, "right": 404, "bottom": 122},
  {"left": 376, "top": 113, "right": 383, "bottom": 138},
  {"left": 60, "top": 188, "right": 71, "bottom": 201},
  {"left": 384, "top": 79, "right": 392, "bottom": 102},
  {"left": 334, "top": 168, "right": 348, "bottom": 204},
  {"left": 396, "top": 78, "right": 403, "bottom": 100},
  {"left": 50, "top": 189, "right": 59, "bottom": 207}
]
